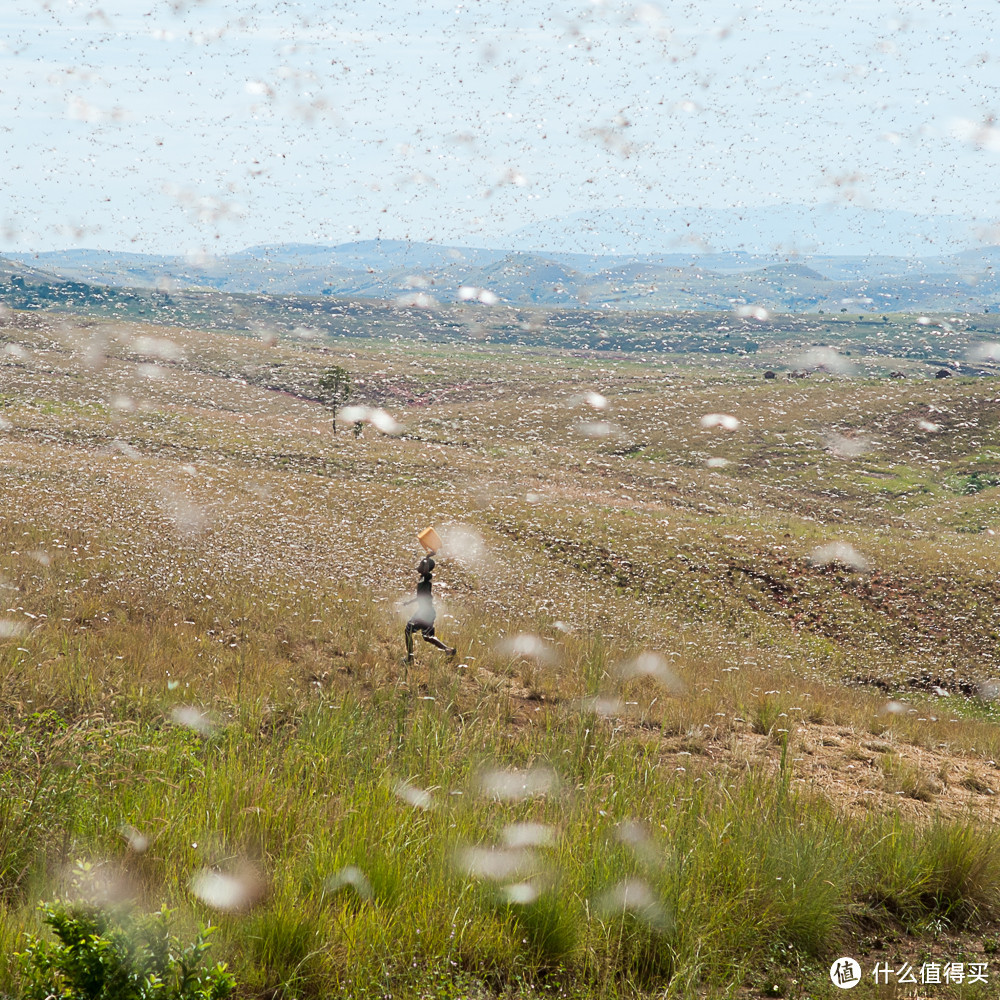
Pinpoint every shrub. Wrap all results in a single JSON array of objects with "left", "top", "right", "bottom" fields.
[{"left": 16, "top": 901, "right": 235, "bottom": 1000}]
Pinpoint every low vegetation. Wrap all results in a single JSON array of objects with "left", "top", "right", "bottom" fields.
[{"left": 16, "top": 895, "right": 234, "bottom": 1000}]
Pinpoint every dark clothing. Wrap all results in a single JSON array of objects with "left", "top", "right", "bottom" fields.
[
  {"left": 404, "top": 567, "right": 453, "bottom": 661},
  {"left": 405, "top": 618, "right": 436, "bottom": 638},
  {"left": 406, "top": 574, "right": 435, "bottom": 631}
]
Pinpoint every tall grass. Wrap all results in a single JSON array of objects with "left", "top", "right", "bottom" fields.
[{"left": 1, "top": 653, "right": 999, "bottom": 997}]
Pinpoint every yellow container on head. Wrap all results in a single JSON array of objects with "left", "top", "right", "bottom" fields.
[{"left": 418, "top": 527, "right": 442, "bottom": 552}]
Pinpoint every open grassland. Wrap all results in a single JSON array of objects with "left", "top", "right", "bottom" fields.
[
  {"left": 2, "top": 309, "right": 1000, "bottom": 997},
  {"left": 5, "top": 276, "right": 1000, "bottom": 377}
]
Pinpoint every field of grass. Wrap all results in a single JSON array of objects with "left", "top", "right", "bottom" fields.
[
  {"left": 5, "top": 274, "right": 1000, "bottom": 377},
  {"left": 2, "top": 307, "right": 1000, "bottom": 997}
]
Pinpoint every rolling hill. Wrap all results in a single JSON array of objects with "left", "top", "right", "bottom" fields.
[{"left": 7, "top": 235, "right": 1000, "bottom": 314}]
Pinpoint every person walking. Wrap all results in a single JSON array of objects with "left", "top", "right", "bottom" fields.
[{"left": 403, "top": 551, "right": 456, "bottom": 663}]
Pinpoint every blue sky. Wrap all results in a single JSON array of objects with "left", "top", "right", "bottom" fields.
[{"left": 3, "top": 0, "right": 1000, "bottom": 255}]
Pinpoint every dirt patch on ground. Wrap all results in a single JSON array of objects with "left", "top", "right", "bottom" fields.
[
  {"left": 649, "top": 720, "right": 1000, "bottom": 823},
  {"left": 753, "top": 724, "right": 999, "bottom": 822},
  {"left": 512, "top": 701, "right": 1000, "bottom": 824},
  {"left": 397, "top": 655, "right": 1000, "bottom": 824}
]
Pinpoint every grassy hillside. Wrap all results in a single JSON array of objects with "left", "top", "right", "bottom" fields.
[
  {"left": 1, "top": 308, "right": 1000, "bottom": 997},
  {"left": 4, "top": 269, "right": 1000, "bottom": 378}
]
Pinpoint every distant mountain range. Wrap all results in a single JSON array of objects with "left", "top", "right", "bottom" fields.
[
  {"left": 4, "top": 204, "right": 1000, "bottom": 313},
  {"left": 508, "top": 204, "right": 997, "bottom": 257}
]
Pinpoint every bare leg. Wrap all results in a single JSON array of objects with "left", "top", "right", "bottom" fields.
[{"left": 422, "top": 635, "right": 456, "bottom": 656}]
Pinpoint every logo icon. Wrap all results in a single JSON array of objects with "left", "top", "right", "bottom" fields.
[{"left": 831, "top": 957, "right": 862, "bottom": 989}]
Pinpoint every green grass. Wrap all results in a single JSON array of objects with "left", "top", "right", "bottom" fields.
[{"left": 1, "top": 693, "right": 998, "bottom": 997}]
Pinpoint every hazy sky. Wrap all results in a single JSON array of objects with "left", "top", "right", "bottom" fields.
[{"left": 3, "top": 0, "right": 1000, "bottom": 255}]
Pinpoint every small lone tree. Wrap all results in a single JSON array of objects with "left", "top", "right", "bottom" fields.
[{"left": 317, "top": 365, "right": 351, "bottom": 432}]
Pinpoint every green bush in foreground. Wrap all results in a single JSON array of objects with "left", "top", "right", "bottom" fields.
[{"left": 16, "top": 900, "right": 235, "bottom": 1000}]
